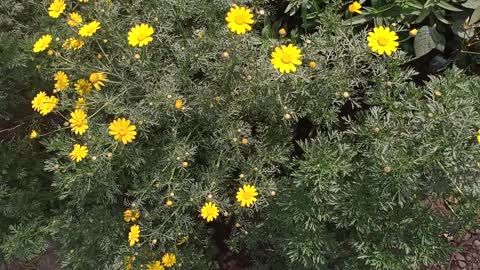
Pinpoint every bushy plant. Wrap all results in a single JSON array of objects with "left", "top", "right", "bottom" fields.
[{"left": 0, "top": 0, "right": 479, "bottom": 269}]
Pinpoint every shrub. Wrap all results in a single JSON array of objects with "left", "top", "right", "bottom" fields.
[{"left": 0, "top": 0, "right": 479, "bottom": 269}]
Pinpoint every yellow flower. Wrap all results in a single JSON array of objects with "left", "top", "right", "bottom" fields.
[
  {"left": 225, "top": 6, "right": 254, "bottom": 35},
  {"left": 123, "top": 209, "right": 141, "bottom": 222},
  {"left": 162, "top": 253, "right": 176, "bottom": 268},
  {"left": 147, "top": 261, "right": 164, "bottom": 270},
  {"left": 48, "top": 0, "right": 66, "bottom": 18},
  {"left": 348, "top": 1, "right": 362, "bottom": 14},
  {"left": 477, "top": 129, "right": 480, "bottom": 144},
  {"left": 33, "top": 35, "right": 52, "bottom": 53},
  {"left": 79, "top": 0, "right": 88, "bottom": 2},
  {"left": 367, "top": 26, "right": 399, "bottom": 56},
  {"left": 69, "top": 109, "right": 88, "bottom": 135},
  {"left": 67, "top": 12, "right": 83, "bottom": 27},
  {"left": 128, "top": 24, "right": 154, "bottom": 47},
  {"left": 30, "top": 130, "right": 38, "bottom": 139},
  {"left": 75, "top": 97, "right": 86, "bottom": 110},
  {"left": 54, "top": 71, "right": 69, "bottom": 91},
  {"left": 75, "top": 79, "right": 93, "bottom": 95},
  {"left": 236, "top": 184, "right": 258, "bottom": 207},
  {"left": 109, "top": 118, "right": 137, "bottom": 144},
  {"left": 128, "top": 224, "right": 140, "bottom": 247},
  {"left": 175, "top": 99, "right": 183, "bottom": 110},
  {"left": 166, "top": 200, "right": 173, "bottom": 207},
  {"left": 200, "top": 202, "right": 219, "bottom": 222},
  {"left": 70, "top": 144, "right": 88, "bottom": 162},
  {"left": 63, "top": 38, "right": 85, "bottom": 50},
  {"left": 79, "top": 21, "right": 101, "bottom": 37},
  {"left": 271, "top": 44, "right": 302, "bottom": 74},
  {"left": 32, "top": 91, "right": 48, "bottom": 112},
  {"left": 278, "top": 28, "right": 287, "bottom": 36},
  {"left": 39, "top": 96, "right": 58, "bottom": 116},
  {"left": 308, "top": 61, "right": 316, "bottom": 68},
  {"left": 89, "top": 72, "right": 107, "bottom": 90}
]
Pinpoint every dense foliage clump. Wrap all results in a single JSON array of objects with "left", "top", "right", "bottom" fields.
[{"left": 0, "top": 0, "right": 479, "bottom": 269}]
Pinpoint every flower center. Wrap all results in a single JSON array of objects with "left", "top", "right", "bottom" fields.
[
  {"left": 234, "top": 15, "right": 246, "bottom": 25},
  {"left": 118, "top": 128, "right": 128, "bottom": 136},
  {"left": 377, "top": 37, "right": 389, "bottom": 46},
  {"left": 90, "top": 73, "right": 99, "bottom": 83},
  {"left": 281, "top": 54, "right": 292, "bottom": 64},
  {"left": 242, "top": 192, "right": 252, "bottom": 200},
  {"left": 137, "top": 33, "right": 147, "bottom": 41}
]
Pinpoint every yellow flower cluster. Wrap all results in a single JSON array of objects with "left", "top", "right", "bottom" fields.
[
  {"left": 145, "top": 253, "right": 176, "bottom": 269},
  {"left": 31, "top": 91, "right": 58, "bottom": 116},
  {"left": 200, "top": 184, "right": 259, "bottom": 222}
]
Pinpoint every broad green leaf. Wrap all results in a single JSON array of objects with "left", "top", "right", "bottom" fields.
[
  {"left": 342, "top": 15, "right": 371, "bottom": 25},
  {"left": 433, "top": 10, "right": 452, "bottom": 24},
  {"left": 414, "top": 26, "right": 446, "bottom": 58},
  {"left": 415, "top": 8, "right": 431, "bottom": 23},
  {"left": 424, "top": 0, "right": 435, "bottom": 8},
  {"left": 437, "top": 1, "right": 463, "bottom": 12},
  {"left": 469, "top": 7, "right": 480, "bottom": 24},
  {"left": 462, "top": 0, "right": 480, "bottom": 9},
  {"left": 406, "top": 0, "right": 424, "bottom": 9}
]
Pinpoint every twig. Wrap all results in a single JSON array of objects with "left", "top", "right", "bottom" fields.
[{"left": 0, "top": 123, "right": 24, "bottom": 133}]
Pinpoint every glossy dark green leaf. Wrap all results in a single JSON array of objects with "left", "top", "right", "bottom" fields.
[
  {"left": 437, "top": 1, "right": 463, "bottom": 12},
  {"left": 414, "top": 26, "right": 446, "bottom": 58}
]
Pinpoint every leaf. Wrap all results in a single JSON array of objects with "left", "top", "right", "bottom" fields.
[
  {"left": 462, "top": 0, "right": 480, "bottom": 9},
  {"left": 406, "top": 0, "right": 424, "bottom": 10},
  {"left": 469, "top": 7, "right": 480, "bottom": 25},
  {"left": 437, "top": 1, "right": 463, "bottom": 12},
  {"left": 414, "top": 26, "right": 446, "bottom": 58},
  {"left": 342, "top": 15, "right": 371, "bottom": 25},
  {"left": 433, "top": 10, "right": 452, "bottom": 24},
  {"left": 415, "top": 8, "right": 431, "bottom": 23}
]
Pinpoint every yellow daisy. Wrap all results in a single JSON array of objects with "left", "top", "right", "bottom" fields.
[
  {"left": 367, "top": 26, "right": 399, "bottom": 56},
  {"left": 236, "top": 184, "right": 258, "bottom": 207},
  {"left": 79, "top": 21, "right": 101, "bottom": 37},
  {"left": 109, "top": 118, "right": 137, "bottom": 144},
  {"left": 271, "top": 44, "right": 302, "bottom": 74},
  {"left": 33, "top": 35, "right": 52, "bottom": 53},
  {"left": 225, "top": 6, "right": 254, "bottom": 34},
  {"left": 54, "top": 71, "right": 69, "bottom": 91},
  {"left": 67, "top": 12, "right": 83, "bottom": 27},
  {"left": 128, "top": 224, "right": 140, "bottom": 247},
  {"left": 74, "top": 79, "right": 93, "bottom": 95},
  {"left": 39, "top": 96, "right": 58, "bottom": 116},
  {"left": 30, "top": 130, "right": 39, "bottom": 139},
  {"left": 89, "top": 72, "right": 107, "bottom": 90},
  {"left": 70, "top": 144, "right": 88, "bottom": 162},
  {"left": 48, "top": 0, "right": 66, "bottom": 18},
  {"left": 225, "top": 6, "right": 254, "bottom": 35},
  {"left": 147, "top": 261, "right": 164, "bottom": 270},
  {"left": 477, "top": 129, "right": 480, "bottom": 144},
  {"left": 69, "top": 109, "right": 88, "bottom": 135},
  {"left": 63, "top": 38, "right": 85, "bottom": 50},
  {"left": 123, "top": 209, "right": 140, "bottom": 222},
  {"left": 200, "top": 202, "right": 219, "bottom": 222},
  {"left": 32, "top": 91, "right": 48, "bottom": 112},
  {"left": 75, "top": 97, "right": 86, "bottom": 110},
  {"left": 348, "top": 1, "right": 362, "bottom": 14},
  {"left": 162, "top": 253, "right": 176, "bottom": 268},
  {"left": 128, "top": 24, "right": 154, "bottom": 47}
]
